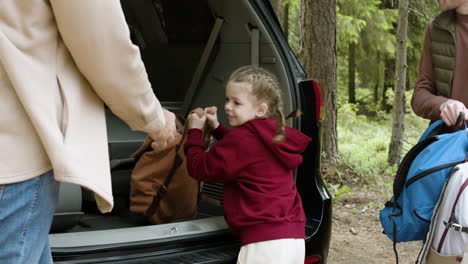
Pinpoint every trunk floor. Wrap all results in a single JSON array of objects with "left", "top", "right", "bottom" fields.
[{"left": 53, "top": 200, "right": 224, "bottom": 233}]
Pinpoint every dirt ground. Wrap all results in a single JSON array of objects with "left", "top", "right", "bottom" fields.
[{"left": 327, "top": 187, "right": 423, "bottom": 264}]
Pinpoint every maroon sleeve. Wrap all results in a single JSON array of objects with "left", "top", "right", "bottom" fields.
[
  {"left": 184, "top": 128, "right": 241, "bottom": 183},
  {"left": 211, "top": 123, "right": 230, "bottom": 140},
  {"left": 411, "top": 22, "right": 449, "bottom": 121}
]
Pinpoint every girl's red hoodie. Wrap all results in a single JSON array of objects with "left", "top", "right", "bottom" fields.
[{"left": 185, "top": 118, "right": 311, "bottom": 246}]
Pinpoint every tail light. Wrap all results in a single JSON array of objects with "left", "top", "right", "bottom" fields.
[
  {"left": 312, "top": 80, "right": 325, "bottom": 122},
  {"left": 304, "top": 255, "right": 321, "bottom": 264}
]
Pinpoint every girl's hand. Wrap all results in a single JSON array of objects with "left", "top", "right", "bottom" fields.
[
  {"left": 205, "top": 106, "right": 219, "bottom": 130},
  {"left": 187, "top": 111, "right": 207, "bottom": 130}
]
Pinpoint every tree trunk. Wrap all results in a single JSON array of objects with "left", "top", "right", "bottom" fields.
[
  {"left": 381, "top": 56, "right": 395, "bottom": 112},
  {"left": 406, "top": 68, "right": 411, "bottom": 91},
  {"left": 374, "top": 82, "right": 379, "bottom": 104},
  {"left": 299, "top": 0, "right": 338, "bottom": 163},
  {"left": 374, "top": 52, "right": 381, "bottom": 104},
  {"left": 270, "top": 0, "right": 289, "bottom": 39},
  {"left": 348, "top": 42, "right": 356, "bottom": 104},
  {"left": 388, "top": 0, "right": 408, "bottom": 165},
  {"left": 270, "top": 0, "right": 283, "bottom": 20},
  {"left": 380, "top": 0, "right": 397, "bottom": 112}
]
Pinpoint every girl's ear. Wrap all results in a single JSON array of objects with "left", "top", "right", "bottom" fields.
[{"left": 255, "top": 103, "right": 269, "bottom": 118}]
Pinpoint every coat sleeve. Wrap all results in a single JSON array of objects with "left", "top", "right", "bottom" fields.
[
  {"left": 49, "top": 1, "right": 166, "bottom": 134},
  {"left": 184, "top": 129, "right": 244, "bottom": 183}
]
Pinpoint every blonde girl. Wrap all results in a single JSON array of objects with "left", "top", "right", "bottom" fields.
[{"left": 185, "top": 65, "right": 311, "bottom": 264}]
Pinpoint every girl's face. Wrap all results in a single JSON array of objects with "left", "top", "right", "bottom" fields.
[{"left": 224, "top": 81, "right": 263, "bottom": 127}]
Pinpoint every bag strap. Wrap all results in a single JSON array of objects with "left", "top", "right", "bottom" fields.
[
  {"left": 425, "top": 112, "right": 467, "bottom": 139},
  {"left": 145, "top": 149, "right": 184, "bottom": 218},
  {"left": 145, "top": 122, "right": 190, "bottom": 218},
  {"left": 437, "top": 176, "right": 468, "bottom": 252},
  {"left": 392, "top": 136, "right": 438, "bottom": 199},
  {"left": 444, "top": 220, "right": 468, "bottom": 233},
  {"left": 391, "top": 218, "right": 400, "bottom": 264}
]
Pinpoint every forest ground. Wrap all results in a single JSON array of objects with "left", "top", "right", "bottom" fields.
[{"left": 327, "top": 185, "right": 423, "bottom": 264}]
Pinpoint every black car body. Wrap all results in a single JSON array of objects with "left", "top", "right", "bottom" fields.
[{"left": 50, "top": 0, "right": 332, "bottom": 263}]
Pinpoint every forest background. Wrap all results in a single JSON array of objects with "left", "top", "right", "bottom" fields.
[{"left": 270, "top": 0, "right": 440, "bottom": 200}]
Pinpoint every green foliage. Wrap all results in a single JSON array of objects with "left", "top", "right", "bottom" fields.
[
  {"left": 337, "top": 14, "right": 367, "bottom": 45},
  {"left": 335, "top": 101, "right": 427, "bottom": 186},
  {"left": 334, "top": 0, "right": 438, "bottom": 112},
  {"left": 285, "top": 0, "right": 438, "bottom": 197},
  {"left": 359, "top": 7, "right": 398, "bottom": 55},
  {"left": 283, "top": 0, "right": 299, "bottom": 10},
  {"left": 327, "top": 183, "right": 351, "bottom": 200},
  {"left": 335, "top": 0, "right": 397, "bottom": 109},
  {"left": 337, "top": 103, "right": 396, "bottom": 184},
  {"left": 285, "top": 0, "right": 438, "bottom": 98},
  {"left": 285, "top": 0, "right": 301, "bottom": 52},
  {"left": 338, "top": 0, "right": 397, "bottom": 52}
]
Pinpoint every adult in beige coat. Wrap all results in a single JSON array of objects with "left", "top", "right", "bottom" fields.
[{"left": 0, "top": 1, "right": 176, "bottom": 263}]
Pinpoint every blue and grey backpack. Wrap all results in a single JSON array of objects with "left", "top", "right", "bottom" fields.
[{"left": 380, "top": 117, "right": 468, "bottom": 246}]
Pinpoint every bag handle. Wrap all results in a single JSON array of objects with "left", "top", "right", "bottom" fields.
[
  {"left": 437, "top": 176, "right": 468, "bottom": 252},
  {"left": 444, "top": 111, "right": 466, "bottom": 131},
  {"left": 455, "top": 111, "right": 466, "bottom": 129},
  {"left": 424, "top": 112, "right": 467, "bottom": 139}
]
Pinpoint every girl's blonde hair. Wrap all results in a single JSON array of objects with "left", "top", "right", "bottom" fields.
[{"left": 228, "top": 65, "right": 295, "bottom": 142}]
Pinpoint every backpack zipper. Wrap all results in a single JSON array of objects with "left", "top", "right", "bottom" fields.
[{"left": 405, "top": 160, "right": 465, "bottom": 188}]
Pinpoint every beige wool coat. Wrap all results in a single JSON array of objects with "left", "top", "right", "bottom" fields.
[{"left": 0, "top": 1, "right": 166, "bottom": 213}]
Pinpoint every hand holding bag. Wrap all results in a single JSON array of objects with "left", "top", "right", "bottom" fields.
[{"left": 129, "top": 109, "right": 211, "bottom": 224}]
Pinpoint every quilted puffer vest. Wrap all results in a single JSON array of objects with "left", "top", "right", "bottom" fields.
[{"left": 431, "top": 10, "right": 457, "bottom": 98}]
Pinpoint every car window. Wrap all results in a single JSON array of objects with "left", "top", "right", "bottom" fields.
[{"left": 121, "top": 0, "right": 215, "bottom": 103}]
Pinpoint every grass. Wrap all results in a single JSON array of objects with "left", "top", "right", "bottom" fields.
[{"left": 324, "top": 100, "right": 428, "bottom": 201}]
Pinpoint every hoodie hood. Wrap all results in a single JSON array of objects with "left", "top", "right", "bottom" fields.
[{"left": 243, "top": 119, "right": 312, "bottom": 169}]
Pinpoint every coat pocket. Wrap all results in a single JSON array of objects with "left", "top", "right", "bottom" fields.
[{"left": 56, "top": 76, "right": 69, "bottom": 141}]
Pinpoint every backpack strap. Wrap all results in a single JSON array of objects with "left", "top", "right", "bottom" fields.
[
  {"left": 391, "top": 218, "right": 400, "bottom": 264},
  {"left": 437, "top": 176, "right": 468, "bottom": 252},
  {"left": 385, "top": 201, "right": 400, "bottom": 210},
  {"left": 420, "top": 120, "right": 444, "bottom": 141},
  {"left": 145, "top": 149, "right": 184, "bottom": 218},
  {"left": 145, "top": 111, "right": 210, "bottom": 218},
  {"left": 145, "top": 117, "right": 187, "bottom": 218},
  {"left": 444, "top": 220, "right": 468, "bottom": 233},
  {"left": 388, "top": 202, "right": 404, "bottom": 264},
  {"left": 393, "top": 136, "right": 438, "bottom": 199},
  {"left": 387, "top": 136, "right": 439, "bottom": 264}
]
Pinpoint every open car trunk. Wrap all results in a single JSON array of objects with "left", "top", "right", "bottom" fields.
[
  {"left": 51, "top": 0, "right": 228, "bottom": 237},
  {"left": 49, "top": 0, "right": 330, "bottom": 263}
]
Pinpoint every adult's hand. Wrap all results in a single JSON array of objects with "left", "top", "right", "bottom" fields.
[
  {"left": 440, "top": 99, "right": 468, "bottom": 127},
  {"left": 149, "top": 109, "right": 177, "bottom": 150}
]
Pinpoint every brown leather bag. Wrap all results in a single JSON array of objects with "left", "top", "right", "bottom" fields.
[{"left": 129, "top": 114, "right": 211, "bottom": 224}]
